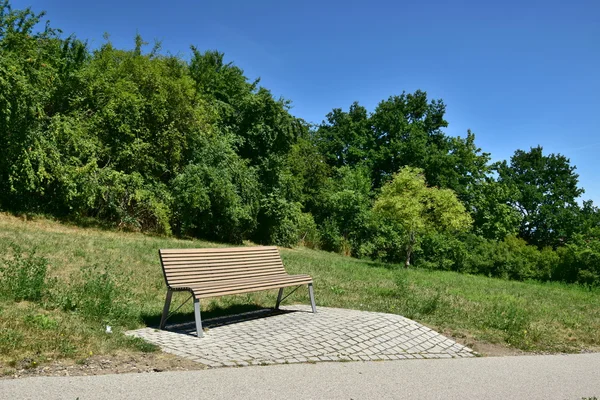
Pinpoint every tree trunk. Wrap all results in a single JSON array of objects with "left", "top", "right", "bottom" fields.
[{"left": 404, "top": 231, "right": 415, "bottom": 268}]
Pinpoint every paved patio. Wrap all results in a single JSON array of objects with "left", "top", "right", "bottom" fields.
[{"left": 126, "top": 305, "right": 476, "bottom": 368}]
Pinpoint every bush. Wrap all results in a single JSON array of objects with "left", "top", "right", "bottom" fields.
[
  {"left": 254, "top": 191, "right": 303, "bottom": 247},
  {"left": 297, "top": 212, "right": 320, "bottom": 249},
  {"left": 462, "top": 235, "right": 552, "bottom": 281},
  {"left": 171, "top": 138, "right": 260, "bottom": 244},
  {"left": 319, "top": 218, "right": 351, "bottom": 256},
  {"left": 354, "top": 214, "right": 405, "bottom": 262},
  {"left": 94, "top": 170, "right": 172, "bottom": 234},
  {"left": 0, "top": 245, "right": 50, "bottom": 302},
  {"left": 416, "top": 232, "right": 467, "bottom": 271},
  {"left": 555, "top": 235, "right": 600, "bottom": 285},
  {"left": 313, "top": 166, "right": 373, "bottom": 256}
]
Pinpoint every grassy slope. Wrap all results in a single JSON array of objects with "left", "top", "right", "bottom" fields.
[{"left": 0, "top": 213, "right": 599, "bottom": 368}]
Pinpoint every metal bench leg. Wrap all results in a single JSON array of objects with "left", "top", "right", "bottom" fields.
[
  {"left": 308, "top": 283, "right": 317, "bottom": 313},
  {"left": 275, "top": 288, "right": 284, "bottom": 309},
  {"left": 194, "top": 298, "right": 203, "bottom": 338},
  {"left": 160, "top": 289, "right": 173, "bottom": 329}
]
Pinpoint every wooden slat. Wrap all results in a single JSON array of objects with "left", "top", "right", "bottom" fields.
[
  {"left": 171, "top": 275, "right": 311, "bottom": 291},
  {"left": 183, "top": 277, "right": 312, "bottom": 294},
  {"left": 164, "top": 264, "right": 284, "bottom": 275},
  {"left": 165, "top": 263, "right": 285, "bottom": 276},
  {"left": 162, "top": 257, "right": 282, "bottom": 267},
  {"left": 165, "top": 264, "right": 284, "bottom": 276},
  {"left": 196, "top": 279, "right": 313, "bottom": 299},
  {"left": 168, "top": 270, "right": 286, "bottom": 284},
  {"left": 166, "top": 269, "right": 285, "bottom": 282},
  {"left": 171, "top": 274, "right": 305, "bottom": 288},
  {"left": 162, "top": 260, "right": 282, "bottom": 268},
  {"left": 160, "top": 246, "right": 277, "bottom": 255},
  {"left": 182, "top": 274, "right": 311, "bottom": 289},
  {"left": 161, "top": 249, "right": 278, "bottom": 258},
  {"left": 160, "top": 253, "right": 281, "bottom": 263}
]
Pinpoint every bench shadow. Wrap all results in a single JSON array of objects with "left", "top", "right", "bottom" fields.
[{"left": 141, "top": 305, "right": 301, "bottom": 336}]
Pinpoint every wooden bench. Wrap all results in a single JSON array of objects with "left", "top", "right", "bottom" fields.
[{"left": 158, "top": 246, "right": 316, "bottom": 337}]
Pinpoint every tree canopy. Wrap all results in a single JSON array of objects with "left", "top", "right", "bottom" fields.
[
  {"left": 1, "top": 1, "right": 598, "bottom": 285},
  {"left": 374, "top": 167, "right": 472, "bottom": 266},
  {"left": 496, "top": 146, "right": 583, "bottom": 248}
]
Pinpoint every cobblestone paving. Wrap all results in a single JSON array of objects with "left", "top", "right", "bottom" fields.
[{"left": 126, "top": 305, "right": 476, "bottom": 368}]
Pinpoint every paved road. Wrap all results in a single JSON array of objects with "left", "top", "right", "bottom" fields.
[{"left": 2, "top": 353, "right": 599, "bottom": 399}]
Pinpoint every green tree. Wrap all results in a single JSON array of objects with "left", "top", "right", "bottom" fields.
[
  {"left": 370, "top": 90, "right": 448, "bottom": 187},
  {"left": 316, "top": 102, "right": 373, "bottom": 168},
  {"left": 314, "top": 166, "right": 373, "bottom": 255},
  {"left": 0, "top": 2, "right": 68, "bottom": 209},
  {"left": 374, "top": 167, "right": 472, "bottom": 267},
  {"left": 470, "top": 179, "right": 522, "bottom": 240},
  {"left": 78, "top": 39, "right": 205, "bottom": 182},
  {"left": 171, "top": 135, "right": 260, "bottom": 243},
  {"left": 496, "top": 146, "right": 583, "bottom": 247},
  {"left": 316, "top": 91, "right": 490, "bottom": 203},
  {"left": 189, "top": 49, "right": 301, "bottom": 173},
  {"left": 578, "top": 200, "right": 600, "bottom": 237},
  {"left": 286, "top": 131, "right": 331, "bottom": 212}
]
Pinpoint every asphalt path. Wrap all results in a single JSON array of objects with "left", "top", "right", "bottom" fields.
[{"left": 1, "top": 353, "right": 599, "bottom": 399}]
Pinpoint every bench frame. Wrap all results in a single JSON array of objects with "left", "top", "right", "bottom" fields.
[{"left": 158, "top": 247, "right": 316, "bottom": 337}]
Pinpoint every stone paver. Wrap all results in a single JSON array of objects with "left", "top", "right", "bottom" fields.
[{"left": 126, "top": 305, "right": 476, "bottom": 368}]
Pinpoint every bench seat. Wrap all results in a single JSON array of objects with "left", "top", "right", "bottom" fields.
[
  {"left": 158, "top": 246, "right": 316, "bottom": 337},
  {"left": 174, "top": 274, "right": 313, "bottom": 299}
]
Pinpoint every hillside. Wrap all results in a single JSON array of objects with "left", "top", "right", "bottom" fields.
[{"left": 1, "top": 213, "right": 599, "bottom": 376}]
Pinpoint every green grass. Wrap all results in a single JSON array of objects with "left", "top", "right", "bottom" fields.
[{"left": 0, "top": 213, "right": 599, "bottom": 369}]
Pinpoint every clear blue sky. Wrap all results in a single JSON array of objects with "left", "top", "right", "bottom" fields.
[{"left": 15, "top": 0, "right": 600, "bottom": 204}]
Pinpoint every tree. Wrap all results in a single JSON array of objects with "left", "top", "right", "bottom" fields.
[
  {"left": 470, "top": 179, "right": 522, "bottom": 240},
  {"left": 370, "top": 90, "right": 448, "bottom": 187},
  {"left": 171, "top": 135, "right": 260, "bottom": 243},
  {"left": 578, "top": 200, "right": 600, "bottom": 237},
  {"left": 374, "top": 167, "right": 472, "bottom": 267},
  {"left": 496, "top": 146, "right": 584, "bottom": 247},
  {"left": 189, "top": 48, "right": 301, "bottom": 174},
  {"left": 316, "top": 91, "right": 491, "bottom": 202},
  {"left": 285, "top": 132, "right": 331, "bottom": 212},
  {"left": 316, "top": 102, "right": 372, "bottom": 168},
  {"left": 0, "top": 2, "right": 66, "bottom": 209},
  {"left": 314, "top": 166, "right": 373, "bottom": 255}
]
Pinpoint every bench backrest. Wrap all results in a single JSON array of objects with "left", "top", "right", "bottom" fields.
[{"left": 159, "top": 246, "right": 287, "bottom": 289}]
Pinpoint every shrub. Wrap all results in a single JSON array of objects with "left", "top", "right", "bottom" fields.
[
  {"left": 555, "top": 235, "right": 600, "bottom": 285},
  {"left": 94, "top": 170, "right": 172, "bottom": 234},
  {"left": 313, "top": 166, "right": 372, "bottom": 256},
  {"left": 254, "top": 191, "right": 303, "bottom": 247},
  {"left": 297, "top": 212, "right": 320, "bottom": 249},
  {"left": 0, "top": 245, "right": 50, "bottom": 302},
  {"left": 319, "top": 218, "right": 351, "bottom": 255},
  {"left": 463, "top": 236, "right": 552, "bottom": 281},
  {"left": 355, "top": 214, "right": 405, "bottom": 262},
  {"left": 171, "top": 139, "right": 260, "bottom": 243},
  {"left": 416, "top": 232, "right": 467, "bottom": 271}
]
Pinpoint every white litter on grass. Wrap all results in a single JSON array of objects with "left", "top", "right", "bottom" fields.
[{"left": 105, "top": 325, "right": 112, "bottom": 334}]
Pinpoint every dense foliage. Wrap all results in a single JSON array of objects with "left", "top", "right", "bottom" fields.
[{"left": 1, "top": 2, "right": 599, "bottom": 284}]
